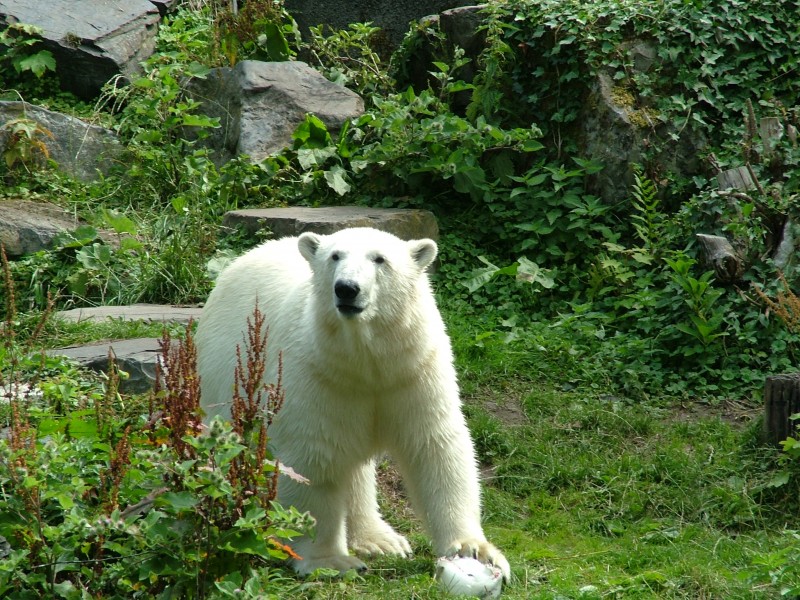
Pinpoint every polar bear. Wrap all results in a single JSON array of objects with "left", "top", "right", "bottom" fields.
[{"left": 194, "top": 227, "right": 510, "bottom": 580}]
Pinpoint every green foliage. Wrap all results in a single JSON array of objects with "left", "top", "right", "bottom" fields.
[
  {"left": 0, "top": 415, "right": 308, "bottom": 598},
  {"left": 305, "top": 22, "right": 395, "bottom": 97},
  {"left": 0, "top": 23, "right": 56, "bottom": 82},
  {"left": 630, "top": 165, "right": 662, "bottom": 251},
  {"left": 0, "top": 309, "right": 310, "bottom": 598},
  {"left": 472, "top": 0, "right": 800, "bottom": 142},
  {"left": 0, "top": 117, "right": 53, "bottom": 179},
  {"left": 745, "top": 530, "right": 800, "bottom": 598},
  {"left": 212, "top": 0, "right": 299, "bottom": 66}
]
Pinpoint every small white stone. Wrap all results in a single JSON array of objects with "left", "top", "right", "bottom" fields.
[
  {"left": 435, "top": 556, "right": 503, "bottom": 599},
  {"left": 0, "top": 382, "right": 43, "bottom": 404}
]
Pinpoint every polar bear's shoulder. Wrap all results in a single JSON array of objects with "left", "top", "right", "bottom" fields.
[{"left": 217, "top": 237, "right": 308, "bottom": 284}]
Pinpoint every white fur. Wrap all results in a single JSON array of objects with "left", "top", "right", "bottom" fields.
[{"left": 195, "top": 227, "right": 510, "bottom": 580}]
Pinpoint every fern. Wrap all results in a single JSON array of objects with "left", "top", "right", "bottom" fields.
[{"left": 630, "top": 165, "right": 661, "bottom": 251}]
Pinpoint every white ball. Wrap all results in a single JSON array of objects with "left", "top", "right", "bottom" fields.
[{"left": 434, "top": 556, "right": 503, "bottom": 599}]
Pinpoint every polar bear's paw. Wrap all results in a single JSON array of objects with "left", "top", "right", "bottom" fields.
[
  {"left": 292, "top": 554, "right": 368, "bottom": 577},
  {"left": 348, "top": 521, "right": 412, "bottom": 557},
  {"left": 447, "top": 538, "right": 511, "bottom": 583}
]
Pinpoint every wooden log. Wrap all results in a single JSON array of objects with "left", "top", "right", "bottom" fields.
[
  {"left": 696, "top": 233, "right": 744, "bottom": 282},
  {"left": 764, "top": 374, "right": 800, "bottom": 446},
  {"left": 773, "top": 218, "right": 796, "bottom": 270},
  {"left": 717, "top": 166, "right": 755, "bottom": 191},
  {"left": 759, "top": 116, "right": 783, "bottom": 158}
]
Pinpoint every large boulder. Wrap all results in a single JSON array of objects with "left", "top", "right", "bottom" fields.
[
  {"left": 0, "top": 198, "right": 122, "bottom": 257},
  {"left": 0, "top": 101, "right": 124, "bottom": 181},
  {"left": 579, "top": 67, "right": 707, "bottom": 204},
  {"left": 0, "top": 199, "right": 79, "bottom": 257},
  {"left": 221, "top": 206, "right": 439, "bottom": 241},
  {"left": 186, "top": 60, "right": 364, "bottom": 165},
  {"left": 0, "top": 0, "right": 162, "bottom": 99}
]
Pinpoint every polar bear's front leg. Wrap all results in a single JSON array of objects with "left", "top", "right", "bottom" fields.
[
  {"left": 394, "top": 417, "right": 511, "bottom": 582},
  {"left": 346, "top": 459, "right": 412, "bottom": 557},
  {"left": 281, "top": 477, "right": 367, "bottom": 576}
]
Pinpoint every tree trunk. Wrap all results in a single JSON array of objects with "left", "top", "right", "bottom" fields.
[
  {"left": 764, "top": 373, "right": 800, "bottom": 446},
  {"left": 696, "top": 233, "right": 744, "bottom": 282}
]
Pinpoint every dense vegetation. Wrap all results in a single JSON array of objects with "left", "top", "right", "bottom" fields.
[{"left": 1, "top": 0, "right": 799, "bottom": 597}]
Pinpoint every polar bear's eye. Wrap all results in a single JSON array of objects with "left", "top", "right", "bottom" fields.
[
  {"left": 374, "top": 256, "right": 385, "bottom": 264},
  {"left": 331, "top": 253, "right": 340, "bottom": 261}
]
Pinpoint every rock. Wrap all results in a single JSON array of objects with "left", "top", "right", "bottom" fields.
[
  {"left": 0, "top": 101, "right": 124, "bottom": 181},
  {"left": 579, "top": 71, "right": 707, "bottom": 203},
  {"left": 394, "top": 6, "right": 486, "bottom": 97},
  {"left": 0, "top": 382, "right": 43, "bottom": 404},
  {"left": 438, "top": 5, "right": 486, "bottom": 110},
  {"left": 0, "top": 0, "right": 161, "bottom": 99},
  {"left": 186, "top": 60, "right": 365, "bottom": 165},
  {"left": 149, "top": 0, "right": 180, "bottom": 17},
  {"left": 579, "top": 72, "right": 647, "bottom": 202},
  {"left": 0, "top": 199, "right": 79, "bottom": 257},
  {"left": 0, "top": 198, "right": 122, "bottom": 257},
  {"left": 285, "top": 0, "right": 477, "bottom": 47},
  {"left": 221, "top": 206, "right": 439, "bottom": 241},
  {"left": 56, "top": 304, "right": 202, "bottom": 326},
  {"left": 47, "top": 338, "right": 165, "bottom": 394},
  {"left": 439, "top": 5, "right": 486, "bottom": 80}
]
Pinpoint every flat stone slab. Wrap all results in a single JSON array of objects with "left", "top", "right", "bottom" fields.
[
  {"left": 222, "top": 207, "right": 439, "bottom": 241},
  {"left": 48, "top": 338, "right": 164, "bottom": 394},
  {"left": 57, "top": 304, "right": 202, "bottom": 325}
]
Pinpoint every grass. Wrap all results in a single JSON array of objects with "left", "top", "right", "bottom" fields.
[
  {"left": 293, "top": 378, "right": 785, "bottom": 599},
  {"left": 3, "top": 295, "right": 797, "bottom": 599}
]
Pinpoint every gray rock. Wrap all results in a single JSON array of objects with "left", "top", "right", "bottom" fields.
[
  {"left": 57, "top": 304, "right": 202, "bottom": 326},
  {"left": 186, "top": 60, "right": 365, "bottom": 165},
  {"left": 0, "top": 199, "right": 79, "bottom": 257},
  {"left": 149, "top": 0, "right": 181, "bottom": 17},
  {"left": 579, "top": 72, "right": 646, "bottom": 202},
  {"left": 285, "top": 0, "right": 476, "bottom": 47},
  {"left": 0, "top": 0, "right": 161, "bottom": 99},
  {"left": 439, "top": 5, "right": 486, "bottom": 108},
  {"left": 47, "top": 338, "right": 165, "bottom": 394},
  {"left": 0, "top": 101, "right": 124, "bottom": 181},
  {"left": 222, "top": 206, "right": 439, "bottom": 241},
  {"left": 579, "top": 72, "right": 707, "bottom": 203}
]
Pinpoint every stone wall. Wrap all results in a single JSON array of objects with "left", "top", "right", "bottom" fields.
[{"left": 285, "top": 0, "right": 474, "bottom": 46}]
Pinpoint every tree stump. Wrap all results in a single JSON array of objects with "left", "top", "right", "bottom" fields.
[
  {"left": 717, "top": 166, "right": 756, "bottom": 191},
  {"left": 764, "top": 373, "right": 800, "bottom": 446},
  {"left": 759, "top": 116, "right": 784, "bottom": 158},
  {"left": 696, "top": 233, "right": 744, "bottom": 282}
]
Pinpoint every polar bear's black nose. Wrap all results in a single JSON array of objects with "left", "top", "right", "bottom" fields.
[{"left": 335, "top": 280, "right": 360, "bottom": 300}]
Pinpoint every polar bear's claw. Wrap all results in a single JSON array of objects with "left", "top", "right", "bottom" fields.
[{"left": 449, "top": 539, "right": 511, "bottom": 583}]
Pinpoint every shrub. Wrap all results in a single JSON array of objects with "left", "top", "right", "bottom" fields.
[{"left": 0, "top": 272, "right": 311, "bottom": 597}]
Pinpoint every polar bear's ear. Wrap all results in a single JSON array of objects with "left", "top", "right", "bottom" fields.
[
  {"left": 409, "top": 239, "right": 437, "bottom": 271},
  {"left": 298, "top": 232, "right": 322, "bottom": 263}
]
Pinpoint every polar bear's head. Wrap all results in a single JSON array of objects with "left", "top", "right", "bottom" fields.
[{"left": 298, "top": 228, "right": 437, "bottom": 321}]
